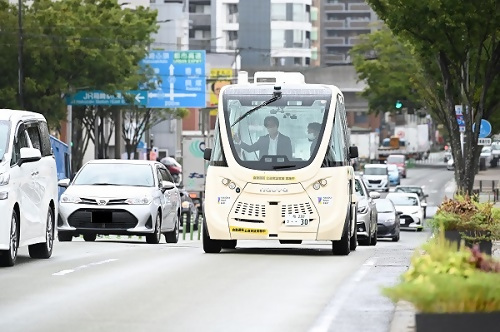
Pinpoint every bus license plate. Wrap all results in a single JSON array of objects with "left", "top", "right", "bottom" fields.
[{"left": 285, "top": 214, "right": 309, "bottom": 226}]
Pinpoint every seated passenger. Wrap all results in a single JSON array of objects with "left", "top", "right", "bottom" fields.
[{"left": 307, "top": 122, "right": 322, "bottom": 156}]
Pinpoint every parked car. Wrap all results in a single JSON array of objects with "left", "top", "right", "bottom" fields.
[
  {"left": 0, "top": 109, "right": 59, "bottom": 267},
  {"left": 387, "top": 164, "right": 401, "bottom": 186},
  {"left": 387, "top": 154, "right": 407, "bottom": 178},
  {"left": 362, "top": 164, "right": 390, "bottom": 192},
  {"left": 179, "top": 187, "right": 199, "bottom": 232},
  {"left": 394, "top": 185, "right": 429, "bottom": 218},
  {"left": 375, "top": 198, "right": 401, "bottom": 242},
  {"left": 355, "top": 176, "right": 380, "bottom": 246},
  {"left": 57, "top": 160, "right": 181, "bottom": 244},
  {"left": 480, "top": 146, "right": 492, "bottom": 166},
  {"left": 386, "top": 193, "right": 425, "bottom": 232},
  {"left": 444, "top": 149, "right": 452, "bottom": 162},
  {"left": 160, "top": 157, "right": 182, "bottom": 186}
]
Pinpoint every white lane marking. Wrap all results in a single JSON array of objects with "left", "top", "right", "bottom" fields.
[
  {"left": 308, "top": 256, "right": 378, "bottom": 332},
  {"left": 52, "top": 259, "right": 118, "bottom": 276}
]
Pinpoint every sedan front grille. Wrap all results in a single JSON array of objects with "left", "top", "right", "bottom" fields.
[{"left": 68, "top": 209, "right": 138, "bottom": 229}]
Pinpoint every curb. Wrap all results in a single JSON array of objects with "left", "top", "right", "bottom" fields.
[{"left": 389, "top": 301, "right": 416, "bottom": 332}]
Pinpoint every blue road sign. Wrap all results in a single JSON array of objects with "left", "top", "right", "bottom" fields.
[
  {"left": 473, "top": 119, "right": 492, "bottom": 138},
  {"left": 139, "top": 50, "right": 206, "bottom": 108},
  {"left": 68, "top": 90, "right": 147, "bottom": 106}
]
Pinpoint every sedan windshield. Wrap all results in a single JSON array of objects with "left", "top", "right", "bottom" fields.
[
  {"left": 73, "top": 163, "right": 155, "bottom": 187},
  {"left": 387, "top": 195, "right": 418, "bottom": 206},
  {"left": 0, "top": 121, "right": 9, "bottom": 161},
  {"left": 375, "top": 199, "right": 395, "bottom": 213},
  {"left": 364, "top": 167, "right": 387, "bottom": 175},
  {"left": 223, "top": 85, "right": 333, "bottom": 171},
  {"left": 395, "top": 187, "right": 423, "bottom": 196}
]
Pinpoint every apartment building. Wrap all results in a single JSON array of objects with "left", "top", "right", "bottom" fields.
[{"left": 321, "top": 0, "right": 381, "bottom": 65}]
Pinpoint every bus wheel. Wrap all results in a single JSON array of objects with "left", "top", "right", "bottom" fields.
[
  {"left": 349, "top": 225, "right": 357, "bottom": 251},
  {"left": 333, "top": 217, "right": 351, "bottom": 256},
  {"left": 203, "top": 223, "right": 222, "bottom": 253}
]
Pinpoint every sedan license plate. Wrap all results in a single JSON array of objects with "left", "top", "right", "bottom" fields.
[{"left": 285, "top": 214, "right": 309, "bottom": 226}]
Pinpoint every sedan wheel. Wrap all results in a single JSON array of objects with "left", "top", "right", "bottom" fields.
[
  {"left": 0, "top": 211, "right": 19, "bottom": 267},
  {"left": 165, "top": 212, "right": 180, "bottom": 244},
  {"left": 146, "top": 213, "right": 162, "bottom": 244}
]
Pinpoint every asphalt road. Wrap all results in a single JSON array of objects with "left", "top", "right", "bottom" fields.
[{"left": 0, "top": 168, "right": 453, "bottom": 332}]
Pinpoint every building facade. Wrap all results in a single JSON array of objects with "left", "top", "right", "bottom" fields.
[{"left": 320, "top": 0, "right": 381, "bottom": 66}]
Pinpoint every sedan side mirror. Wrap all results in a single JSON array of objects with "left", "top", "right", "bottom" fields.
[
  {"left": 203, "top": 148, "right": 212, "bottom": 161},
  {"left": 369, "top": 192, "right": 381, "bottom": 199},
  {"left": 161, "top": 181, "right": 175, "bottom": 191},
  {"left": 349, "top": 146, "right": 358, "bottom": 159},
  {"left": 424, "top": 194, "right": 429, "bottom": 198},
  {"left": 58, "top": 178, "right": 71, "bottom": 188},
  {"left": 19, "top": 147, "right": 41, "bottom": 165}
]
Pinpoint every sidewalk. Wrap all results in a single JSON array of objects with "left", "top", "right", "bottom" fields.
[{"left": 389, "top": 170, "right": 500, "bottom": 332}]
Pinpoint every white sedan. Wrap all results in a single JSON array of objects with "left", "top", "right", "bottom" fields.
[
  {"left": 386, "top": 193, "right": 425, "bottom": 231},
  {"left": 57, "top": 160, "right": 181, "bottom": 244}
]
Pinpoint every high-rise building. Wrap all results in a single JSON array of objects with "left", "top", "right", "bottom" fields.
[
  {"left": 196, "top": 0, "right": 312, "bottom": 67},
  {"left": 320, "top": 0, "right": 381, "bottom": 66}
]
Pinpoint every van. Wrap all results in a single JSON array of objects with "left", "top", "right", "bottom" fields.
[
  {"left": 362, "top": 164, "right": 390, "bottom": 192},
  {"left": 0, "top": 109, "right": 58, "bottom": 267}
]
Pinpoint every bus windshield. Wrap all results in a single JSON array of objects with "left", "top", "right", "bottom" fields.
[{"left": 222, "top": 86, "right": 334, "bottom": 171}]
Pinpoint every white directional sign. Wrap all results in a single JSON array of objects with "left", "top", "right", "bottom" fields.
[{"left": 478, "top": 138, "right": 492, "bottom": 145}]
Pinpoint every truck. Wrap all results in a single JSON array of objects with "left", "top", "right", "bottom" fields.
[
  {"left": 378, "top": 124, "right": 430, "bottom": 162},
  {"left": 350, "top": 132, "right": 379, "bottom": 162},
  {"left": 49, "top": 136, "right": 71, "bottom": 199}
]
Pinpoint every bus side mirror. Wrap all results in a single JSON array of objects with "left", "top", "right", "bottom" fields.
[
  {"left": 203, "top": 148, "right": 212, "bottom": 161},
  {"left": 349, "top": 146, "right": 358, "bottom": 159}
]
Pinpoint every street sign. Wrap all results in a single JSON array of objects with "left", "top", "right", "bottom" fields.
[
  {"left": 209, "top": 68, "right": 232, "bottom": 107},
  {"left": 140, "top": 50, "right": 206, "bottom": 108},
  {"left": 454, "top": 105, "right": 465, "bottom": 132},
  {"left": 67, "top": 90, "right": 147, "bottom": 106},
  {"left": 473, "top": 119, "right": 492, "bottom": 138},
  {"left": 478, "top": 138, "right": 492, "bottom": 145}
]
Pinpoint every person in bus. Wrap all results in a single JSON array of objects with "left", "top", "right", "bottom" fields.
[
  {"left": 307, "top": 122, "right": 321, "bottom": 156},
  {"left": 234, "top": 115, "right": 293, "bottom": 159}
]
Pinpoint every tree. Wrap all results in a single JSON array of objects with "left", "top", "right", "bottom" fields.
[
  {"left": 367, "top": 0, "right": 500, "bottom": 194},
  {"left": 122, "top": 107, "right": 189, "bottom": 160},
  {"left": 350, "top": 27, "right": 424, "bottom": 115}
]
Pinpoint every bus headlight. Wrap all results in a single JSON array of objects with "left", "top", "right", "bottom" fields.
[
  {"left": 228, "top": 182, "right": 236, "bottom": 190},
  {"left": 221, "top": 178, "right": 230, "bottom": 185},
  {"left": 0, "top": 173, "right": 9, "bottom": 186},
  {"left": 319, "top": 179, "right": 327, "bottom": 186},
  {"left": 313, "top": 182, "right": 321, "bottom": 190}
]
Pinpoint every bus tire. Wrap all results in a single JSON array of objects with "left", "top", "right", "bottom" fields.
[
  {"left": 350, "top": 224, "right": 357, "bottom": 251},
  {"left": 202, "top": 222, "right": 222, "bottom": 253},
  {"left": 221, "top": 240, "right": 237, "bottom": 249},
  {"left": 332, "top": 214, "right": 351, "bottom": 256}
]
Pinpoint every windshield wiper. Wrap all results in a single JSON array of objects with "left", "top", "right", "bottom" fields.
[
  {"left": 92, "top": 183, "right": 116, "bottom": 186},
  {"left": 230, "top": 87, "right": 282, "bottom": 127},
  {"left": 272, "top": 164, "right": 295, "bottom": 170}
]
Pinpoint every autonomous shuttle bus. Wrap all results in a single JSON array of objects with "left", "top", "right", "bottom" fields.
[{"left": 202, "top": 71, "right": 359, "bottom": 255}]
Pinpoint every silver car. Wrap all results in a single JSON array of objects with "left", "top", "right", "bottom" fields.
[
  {"left": 355, "top": 176, "right": 380, "bottom": 246},
  {"left": 57, "top": 160, "right": 181, "bottom": 244}
]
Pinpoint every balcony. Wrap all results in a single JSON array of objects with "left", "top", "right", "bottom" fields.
[
  {"left": 190, "top": 14, "right": 211, "bottom": 28},
  {"left": 324, "top": 20, "right": 345, "bottom": 28},
  {"left": 348, "top": 3, "right": 371, "bottom": 12},
  {"left": 348, "top": 36, "right": 362, "bottom": 45},
  {"left": 324, "top": 54, "right": 346, "bottom": 63},
  {"left": 324, "top": 4, "right": 345, "bottom": 12},
  {"left": 189, "top": 39, "right": 212, "bottom": 51},
  {"left": 348, "top": 20, "right": 371, "bottom": 29},
  {"left": 323, "top": 37, "right": 346, "bottom": 46}
]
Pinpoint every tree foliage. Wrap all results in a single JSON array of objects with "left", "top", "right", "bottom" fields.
[{"left": 367, "top": 0, "right": 500, "bottom": 194}]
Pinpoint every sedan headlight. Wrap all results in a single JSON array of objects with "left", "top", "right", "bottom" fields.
[
  {"left": 358, "top": 205, "right": 368, "bottom": 214},
  {"left": 60, "top": 194, "right": 82, "bottom": 204},
  {"left": 181, "top": 201, "right": 190, "bottom": 209},
  {"left": 384, "top": 219, "right": 396, "bottom": 224},
  {"left": 125, "top": 197, "right": 152, "bottom": 205},
  {"left": 0, "top": 173, "right": 9, "bottom": 186}
]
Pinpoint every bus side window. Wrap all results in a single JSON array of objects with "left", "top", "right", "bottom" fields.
[
  {"left": 210, "top": 118, "right": 228, "bottom": 167},
  {"left": 323, "top": 97, "right": 346, "bottom": 167}
]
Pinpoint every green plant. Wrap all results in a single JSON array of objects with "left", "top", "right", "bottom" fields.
[
  {"left": 428, "top": 195, "right": 500, "bottom": 241},
  {"left": 383, "top": 233, "right": 500, "bottom": 313}
]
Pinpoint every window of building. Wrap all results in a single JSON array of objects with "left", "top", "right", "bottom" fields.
[
  {"left": 311, "top": 48, "right": 318, "bottom": 60},
  {"left": 271, "top": 30, "right": 285, "bottom": 48},
  {"left": 327, "top": 30, "right": 339, "bottom": 37},
  {"left": 271, "top": 3, "right": 286, "bottom": 21},
  {"left": 294, "top": 57, "right": 302, "bottom": 65},
  {"left": 293, "top": 30, "right": 304, "bottom": 47},
  {"left": 293, "top": 4, "right": 306, "bottom": 21},
  {"left": 228, "top": 4, "right": 238, "bottom": 15},
  {"left": 355, "top": 111, "right": 368, "bottom": 123},
  {"left": 228, "top": 30, "right": 238, "bottom": 41},
  {"left": 310, "top": 7, "right": 318, "bottom": 21},
  {"left": 310, "top": 28, "right": 318, "bottom": 41}
]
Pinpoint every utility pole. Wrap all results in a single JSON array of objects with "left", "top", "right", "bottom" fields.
[{"left": 17, "top": 0, "right": 24, "bottom": 109}]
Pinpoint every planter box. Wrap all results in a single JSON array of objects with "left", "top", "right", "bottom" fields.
[
  {"left": 416, "top": 312, "right": 500, "bottom": 332},
  {"left": 444, "top": 230, "right": 492, "bottom": 255}
]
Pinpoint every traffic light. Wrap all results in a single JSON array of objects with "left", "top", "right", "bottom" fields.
[{"left": 395, "top": 100, "right": 403, "bottom": 109}]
